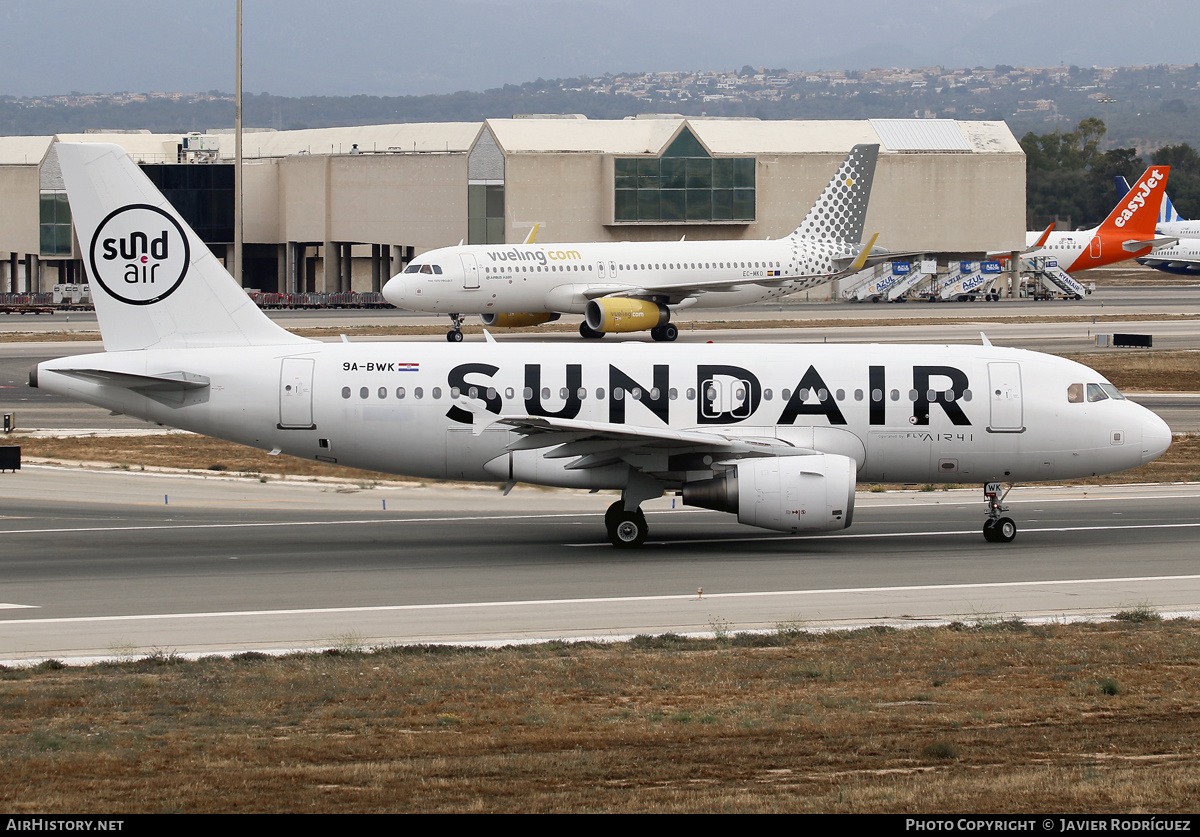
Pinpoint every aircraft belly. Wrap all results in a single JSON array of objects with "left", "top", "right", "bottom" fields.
[{"left": 689, "top": 286, "right": 773, "bottom": 308}]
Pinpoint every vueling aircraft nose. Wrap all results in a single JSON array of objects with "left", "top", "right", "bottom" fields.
[{"left": 1141, "top": 408, "right": 1172, "bottom": 465}]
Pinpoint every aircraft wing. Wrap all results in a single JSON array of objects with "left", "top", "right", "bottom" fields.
[
  {"left": 486, "top": 413, "right": 813, "bottom": 472},
  {"left": 583, "top": 274, "right": 803, "bottom": 304}
]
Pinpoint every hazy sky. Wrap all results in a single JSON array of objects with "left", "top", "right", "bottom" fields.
[{"left": 2, "top": 0, "right": 1198, "bottom": 97}]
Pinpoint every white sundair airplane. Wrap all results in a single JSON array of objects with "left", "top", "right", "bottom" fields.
[
  {"left": 33, "top": 143, "right": 1172, "bottom": 548},
  {"left": 383, "top": 144, "right": 883, "bottom": 342}
]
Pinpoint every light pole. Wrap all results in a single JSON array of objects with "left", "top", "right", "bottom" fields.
[
  {"left": 234, "top": 0, "right": 243, "bottom": 285},
  {"left": 1098, "top": 96, "right": 1116, "bottom": 147}
]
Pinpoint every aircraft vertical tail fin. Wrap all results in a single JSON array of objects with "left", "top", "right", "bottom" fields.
[
  {"left": 789, "top": 143, "right": 879, "bottom": 245},
  {"left": 1097, "top": 165, "right": 1170, "bottom": 238},
  {"left": 56, "top": 142, "right": 308, "bottom": 352},
  {"left": 1115, "top": 174, "right": 1182, "bottom": 223}
]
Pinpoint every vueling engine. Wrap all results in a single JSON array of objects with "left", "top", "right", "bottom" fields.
[
  {"left": 682, "top": 454, "right": 856, "bottom": 533},
  {"left": 480, "top": 312, "right": 561, "bottom": 328},
  {"left": 585, "top": 298, "right": 670, "bottom": 333}
]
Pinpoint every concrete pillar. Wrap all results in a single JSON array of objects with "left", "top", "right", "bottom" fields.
[
  {"left": 341, "top": 243, "right": 353, "bottom": 293},
  {"left": 322, "top": 241, "right": 337, "bottom": 293},
  {"left": 371, "top": 244, "right": 381, "bottom": 293},
  {"left": 381, "top": 244, "right": 392, "bottom": 283},
  {"left": 24, "top": 254, "right": 37, "bottom": 293},
  {"left": 276, "top": 244, "right": 287, "bottom": 294},
  {"left": 1008, "top": 250, "right": 1020, "bottom": 298},
  {"left": 285, "top": 243, "right": 297, "bottom": 294}
]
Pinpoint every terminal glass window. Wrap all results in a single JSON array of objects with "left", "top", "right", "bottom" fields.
[
  {"left": 39, "top": 191, "right": 73, "bottom": 256},
  {"left": 614, "top": 127, "right": 755, "bottom": 223},
  {"left": 140, "top": 164, "right": 234, "bottom": 243},
  {"left": 469, "top": 184, "right": 505, "bottom": 245}
]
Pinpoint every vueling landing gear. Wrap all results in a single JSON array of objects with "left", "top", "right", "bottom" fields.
[
  {"left": 447, "top": 313, "right": 465, "bottom": 342},
  {"left": 606, "top": 501, "right": 648, "bottom": 548},
  {"left": 579, "top": 322, "right": 605, "bottom": 339},
  {"left": 650, "top": 323, "right": 679, "bottom": 342},
  {"left": 982, "top": 482, "right": 1016, "bottom": 543}
]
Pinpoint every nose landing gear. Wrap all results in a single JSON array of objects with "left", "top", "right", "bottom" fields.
[
  {"left": 447, "top": 313, "right": 465, "bottom": 342},
  {"left": 982, "top": 482, "right": 1016, "bottom": 543}
]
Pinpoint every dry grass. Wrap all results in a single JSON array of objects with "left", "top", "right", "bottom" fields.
[
  {"left": 3, "top": 619, "right": 1200, "bottom": 812},
  {"left": 15, "top": 433, "right": 404, "bottom": 483}
]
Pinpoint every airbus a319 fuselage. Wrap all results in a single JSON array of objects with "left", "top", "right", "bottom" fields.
[{"left": 39, "top": 341, "right": 1165, "bottom": 491}]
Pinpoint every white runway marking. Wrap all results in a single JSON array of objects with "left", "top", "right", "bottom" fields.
[{"left": 5, "top": 574, "right": 1200, "bottom": 627}]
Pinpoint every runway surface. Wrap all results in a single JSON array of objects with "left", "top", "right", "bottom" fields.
[{"left": 2, "top": 467, "right": 1198, "bottom": 663}]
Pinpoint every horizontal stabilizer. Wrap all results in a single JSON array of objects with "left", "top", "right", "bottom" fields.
[
  {"left": 55, "top": 368, "right": 210, "bottom": 407},
  {"left": 1123, "top": 236, "right": 1179, "bottom": 252}
]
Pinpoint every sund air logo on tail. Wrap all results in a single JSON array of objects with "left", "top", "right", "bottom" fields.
[{"left": 89, "top": 204, "right": 190, "bottom": 305}]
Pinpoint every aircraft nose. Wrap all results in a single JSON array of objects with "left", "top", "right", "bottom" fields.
[
  {"left": 382, "top": 276, "right": 406, "bottom": 305},
  {"left": 1140, "top": 408, "right": 1172, "bottom": 465}
]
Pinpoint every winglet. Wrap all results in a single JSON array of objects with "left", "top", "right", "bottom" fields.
[
  {"left": 847, "top": 233, "right": 880, "bottom": 272},
  {"left": 522, "top": 224, "right": 540, "bottom": 244},
  {"left": 980, "top": 332, "right": 992, "bottom": 347},
  {"left": 1031, "top": 222, "right": 1055, "bottom": 249}
]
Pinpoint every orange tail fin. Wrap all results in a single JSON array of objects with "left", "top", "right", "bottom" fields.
[{"left": 1098, "top": 165, "right": 1170, "bottom": 238}]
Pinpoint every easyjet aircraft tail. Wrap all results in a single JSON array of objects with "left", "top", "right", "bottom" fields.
[
  {"left": 1096, "top": 165, "right": 1170, "bottom": 239},
  {"left": 54, "top": 142, "right": 307, "bottom": 352}
]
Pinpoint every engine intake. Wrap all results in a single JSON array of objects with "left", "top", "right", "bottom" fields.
[
  {"left": 683, "top": 454, "right": 856, "bottom": 533},
  {"left": 584, "top": 298, "right": 669, "bottom": 334}
]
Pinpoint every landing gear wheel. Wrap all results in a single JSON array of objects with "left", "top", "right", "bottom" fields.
[
  {"left": 446, "top": 329, "right": 463, "bottom": 342},
  {"left": 580, "top": 322, "right": 605, "bottom": 339},
  {"left": 650, "top": 323, "right": 679, "bottom": 342},
  {"left": 982, "top": 482, "right": 1016, "bottom": 543},
  {"left": 606, "top": 503, "right": 648, "bottom": 549},
  {"left": 992, "top": 517, "right": 1016, "bottom": 543}
]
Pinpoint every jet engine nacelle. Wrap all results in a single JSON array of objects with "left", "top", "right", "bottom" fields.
[
  {"left": 682, "top": 454, "right": 856, "bottom": 533},
  {"left": 584, "top": 298, "right": 670, "bottom": 333},
  {"left": 480, "top": 312, "right": 561, "bottom": 328}
]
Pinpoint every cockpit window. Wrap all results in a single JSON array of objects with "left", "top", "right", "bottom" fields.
[
  {"left": 420, "top": 265, "right": 433, "bottom": 274},
  {"left": 1086, "top": 383, "right": 1110, "bottom": 402},
  {"left": 432, "top": 265, "right": 442, "bottom": 274},
  {"left": 1068, "top": 383, "right": 1084, "bottom": 403},
  {"left": 404, "top": 264, "right": 421, "bottom": 274},
  {"left": 1099, "top": 383, "right": 1125, "bottom": 400}
]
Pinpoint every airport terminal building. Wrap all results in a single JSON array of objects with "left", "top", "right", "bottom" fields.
[{"left": 0, "top": 116, "right": 1024, "bottom": 298}]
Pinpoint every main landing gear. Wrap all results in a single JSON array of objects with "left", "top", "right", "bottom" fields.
[
  {"left": 605, "top": 502, "right": 648, "bottom": 548},
  {"left": 579, "top": 322, "right": 605, "bottom": 339},
  {"left": 982, "top": 482, "right": 1016, "bottom": 543},
  {"left": 447, "top": 313, "right": 465, "bottom": 342},
  {"left": 650, "top": 323, "right": 679, "bottom": 342}
]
